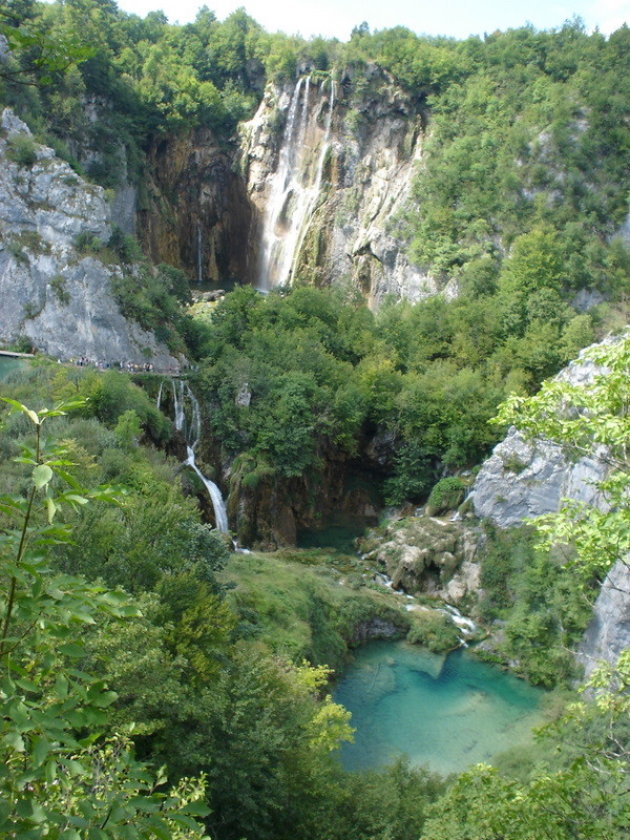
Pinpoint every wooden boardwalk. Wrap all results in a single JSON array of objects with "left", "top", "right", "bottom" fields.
[{"left": 0, "top": 350, "right": 35, "bottom": 359}]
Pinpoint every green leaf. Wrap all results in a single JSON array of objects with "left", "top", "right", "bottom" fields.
[
  {"left": 146, "top": 815, "right": 172, "bottom": 840},
  {"left": 32, "top": 736, "right": 51, "bottom": 767},
  {"left": 45, "top": 496, "right": 57, "bottom": 524},
  {"left": 1, "top": 397, "right": 40, "bottom": 425},
  {"left": 64, "top": 494, "right": 89, "bottom": 505},
  {"left": 3, "top": 731, "right": 25, "bottom": 752},
  {"left": 58, "top": 643, "right": 85, "bottom": 659},
  {"left": 45, "top": 758, "right": 58, "bottom": 783},
  {"left": 181, "top": 801, "right": 211, "bottom": 817},
  {"left": 33, "top": 464, "right": 53, "bottom": 489},
  {"left": 55, "top": 469, "right": 82, "bottom": 489},
  {"left": 53, "top": 674, "right": 69, "bottom": 697}
]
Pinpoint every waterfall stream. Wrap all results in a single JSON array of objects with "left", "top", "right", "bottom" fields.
[
  {"left": 158, "top": 379, "right": 229, "bottom": 533},
  {"left": 196, "top": 225, "right": 203, "bottom": 286},
  {"left": 373, "top": 570, "right": 477, "bottom": 645},
  {"left": 257, "top": 76, "right": 335, "bottom": 290}
]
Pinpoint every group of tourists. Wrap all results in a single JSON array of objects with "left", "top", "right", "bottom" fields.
[{"left": 67, "top": 357, "right": 179, "bottom": 374}]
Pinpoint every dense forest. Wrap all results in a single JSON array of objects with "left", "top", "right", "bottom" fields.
[{"left": 0, "top": 1, "right": 629, "bottom": 838}]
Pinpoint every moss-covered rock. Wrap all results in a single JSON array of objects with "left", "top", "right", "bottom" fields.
[{"left": 361, "top": 514, "right": 482, "bottom": 604}]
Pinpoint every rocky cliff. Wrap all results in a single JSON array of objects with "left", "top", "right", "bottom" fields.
[
  {"left": 0, "top": 109, "right": 179, "bottom": 368},
  {"left": 241, "top": 67, "right": 445, "bottom": 304},
  {"left": 470, "top": 338, "right": 629, "bottom": 674},
  {"left": 577, "top": 560, "right": 630, "bottom": 679},
  {"left": 140, "top": 128, "right": 253, "bottom": 287},
  {"left": 470, "top": 345, "right": 611, "bottom": 527},
  {"left": 96, "top": 67, "right": 443, "bottom": 305}
]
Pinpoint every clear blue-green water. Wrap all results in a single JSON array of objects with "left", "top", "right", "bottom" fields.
[
  {"left": 334, "top": 641, "right": 544, "bottom": 776},
  {"left": 0, "top": 357, "right": 25, "bottom": 381},
  {"left": 297, "top": 521, "right": 366, "bottom": 553}
]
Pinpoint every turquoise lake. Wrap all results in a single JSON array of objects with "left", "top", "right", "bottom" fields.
[
  {"left": 334, "top": 640, "right": 544, "bottom": 776},
  {"left": 0, "top": 357, "right": 26, "bottom": 381}
]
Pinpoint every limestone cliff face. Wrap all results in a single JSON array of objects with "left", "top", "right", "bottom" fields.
[
  {"left": 132, "top": 67, "right": 444, "bottom": 304},
  {"left": 470, "top": 346, "right": 610, "bottom": 528},
  {"left": 0, "top": 109, "right": 179, "bottom": 367},
  {"left": 470, "top": 337, "right": 628, "bottom": 673},
  {"left": 577, "top": 560, "right": 630, "bottom": 679},
  {"left": 240, "top": 67, "right": 445, "bottom": 304},
  {"left": 140, "top": 128, "right": 253, "bottom": 287}
]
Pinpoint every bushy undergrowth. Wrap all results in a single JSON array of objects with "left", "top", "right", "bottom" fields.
[
  {"left": 195, "top": 281, "right": 623, "bottom": 511},
  {"left": 478, "top": 524, "right": 595, "bottom": 686},
  {"left": 0, "top": 362, "right": 446, "bottom": 840}
]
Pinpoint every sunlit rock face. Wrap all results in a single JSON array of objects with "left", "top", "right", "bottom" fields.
[
  {"left": 0, "top": 109, "right": 179, "bottom": 368},
  {"left": 470, "top": 426, "right": 607, "bottom": 528},
  {"left": 470, "top": 337, "right": 629, "bottom": 673},
  {"left": 577, "top": 560, "right": 630, "bottom": 679},
  {"left": 134, "top": 66, "right": 446, "bottom": 305},
  {"left": 470, "top": 345, "right": 611, "bottom": 528},
  {"left": 240, "top": 66, "right": 447, "bottom": 305},
  {"left": 360, "top": 516, "right": 481, "bottom": 605}
]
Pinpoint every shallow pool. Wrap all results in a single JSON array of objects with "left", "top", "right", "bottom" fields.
[{"left": 334, "top": 640, "right": 544, "bottom": 775}]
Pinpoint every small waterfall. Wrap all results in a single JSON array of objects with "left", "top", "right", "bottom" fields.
[
  {"left": 172, "top": 379, "right": 186, "bottom": 437},
  {"left": 170, "top": 380, "right": 229, "bottom": 533},
  {"left": 156, "top": 379, "right": 164, "bottom": 410},
  {"left": 184, "top": 446, "right": 229, "bottom": 533},
  {"left": 196, "top": 225, "right": 203, "bottom": 286},
  {"left": 257, "top": 76, "right": 335, "bottom": 290}
]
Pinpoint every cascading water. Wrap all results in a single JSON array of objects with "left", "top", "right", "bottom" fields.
[
  {"left": 196, "top": 225, "right": 203, "bottom": 286},
  {"left": 159, "top": 379, "right": 229, "bottom": 533},
  {"left": 257, "top": 76, "right": 335, "bottom": 290}
]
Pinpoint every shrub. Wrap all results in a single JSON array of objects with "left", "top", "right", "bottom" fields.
[
  {"left": 426, "top": 476, "right": 467, "bottom": 515},
  {"left": 50, "top": 273, "right": 70, "bottom": 305},
  {"left": 108, "top": 226, "right": 143, "bottom": 264},
  {"left": 6, "top": 240, "right": 27, "bottom": 264},
  {"left": 74, "top": 231, "right": 103, "bottom": 254},
  {"left": 13, "top": 335, "right": 35, "bottom": 354},
  {"left": 6, "top": 133, "right": 37, "bottom": 167},
  {"left": 406, "top": 610, "right": 461, "bottom": 652}
]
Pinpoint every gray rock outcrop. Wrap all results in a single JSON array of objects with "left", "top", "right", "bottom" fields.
[
  {"left": 470, "top": 336, "right": 628, "bottom": 674},
  {"left": 362, "top": 516, "right": 481, "bottom": 604},
  {"left": 471, "top": 427, "right": 607, "bottom": 528},
  {"left": 0, "top": 109, "right": 180, "bottom": 368},
  {"left": 577, "top": 560, "right": 630, "bottom": 679},
  {"left": 470, "top": 344, "right": 611, "bottom": 528}
]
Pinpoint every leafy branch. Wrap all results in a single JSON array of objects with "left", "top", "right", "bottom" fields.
[{"left": 0, "top": 396, "right": 210, "bottom": 839}]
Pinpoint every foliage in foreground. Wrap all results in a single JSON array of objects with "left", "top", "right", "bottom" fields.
[
  {"left": 0, "top": 365, "right": 449, "bottom": 840},
  {"left": 0, "top": 397, "right": 210, "bottom": 839}
]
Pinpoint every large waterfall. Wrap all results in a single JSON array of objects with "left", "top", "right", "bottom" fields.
[
  {"left": 158, "top": 380, "right": 229, "bottom": 533},
  {"left": 257, "top": 76, "right": 335, "bottom": 290}
]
